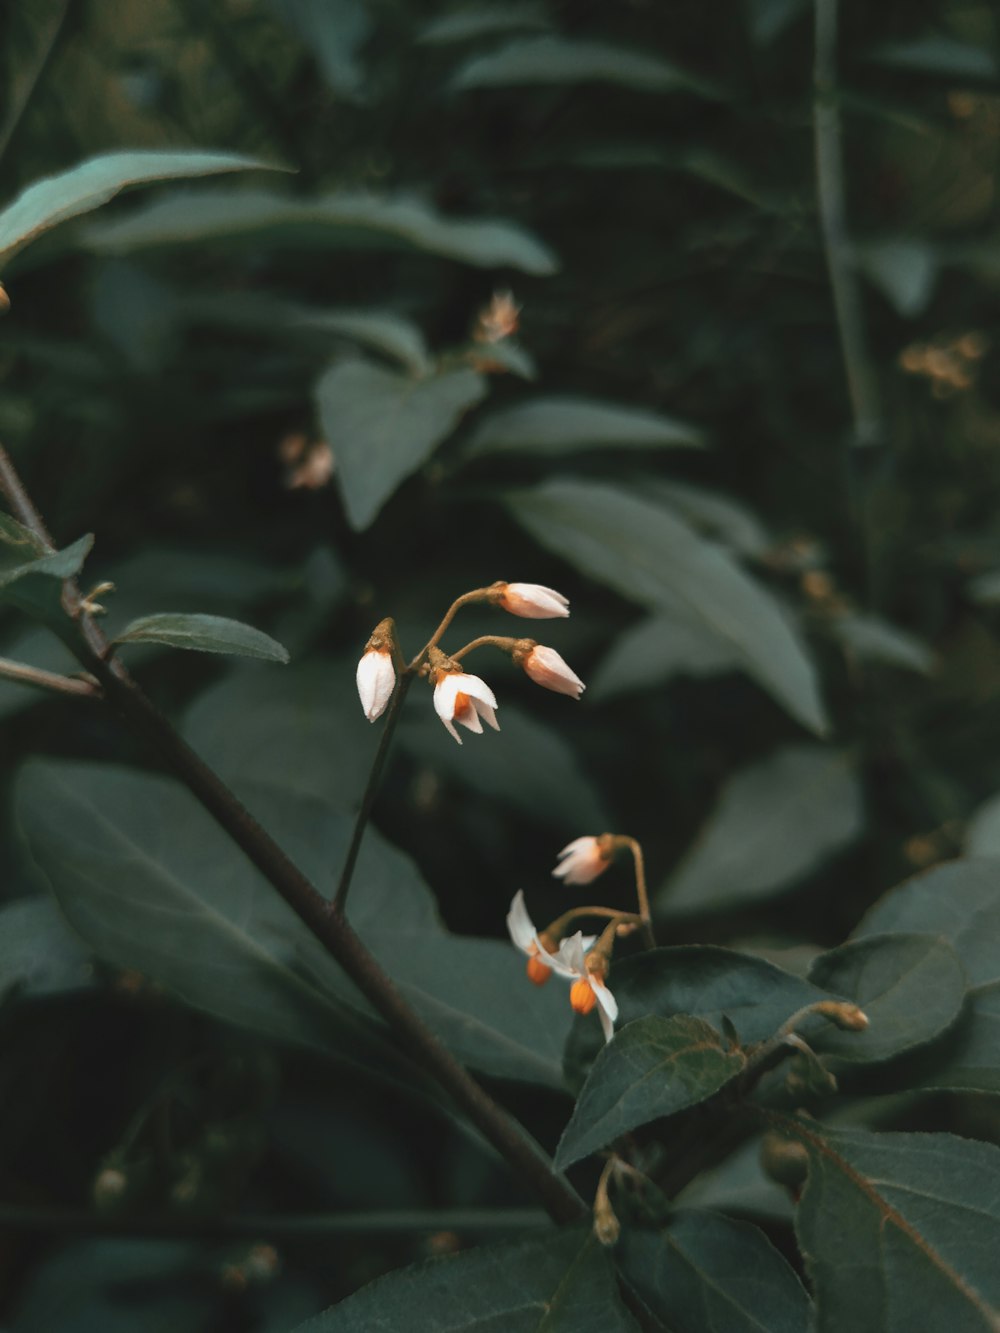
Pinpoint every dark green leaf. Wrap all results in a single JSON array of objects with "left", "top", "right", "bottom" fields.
[
  {"left": 807, "top": 934, "right": 966, "bottom": 1063},
  {"left": 449, "top": 36, "right": 722, "bottom": 97},
  {"left": 271, "top": 0, "right": 372, "bottom": 102},
  {"left": 853, "top": 859, "right": 1000, "bottom": 985},
  {"left": 556, "top": 1015, "right": 744, "bottom": 1168},
  {"left": 649, "top": 480, "right": 770, "bottom": 557},
  {"left": 965, "top": 796, "right": 1000, "bottom": 856},
  {"left": 464, "top": 395, "right": 703, "bottom": 459},
  {"left": 84, "top": 188, "right": 559, "bottom": 274},
  {"left": 0, "top": 513, "right": 93, "bottom": 590},
  {"left": 0, "top": 897, "right": 92, "bottom": 1000},
  {"left": 113, "top": 612, "right": 290, "bottom": 663},
  {"left": 0, "top": 150, "right": 277, "bottom": 269},
  {"left": 17, "top": 761, "right": 573, "bottom": 1086},
  {"left": 564, "top": 946, "right": 828, "bottom": 1090},
  {"left": 590, "top": 613, "right": 741, "bottom": 701},
  {"left": 293, "top": 308, "right": 432, "bottom": 376},
  {"left": 832, "top": 613, "right": 935, "bottom": 675},
  {"left": 786, "top": 1118, "right": 1000, "bottom": 1331},
  {"left": 661, "top": 746, "right": 863, "bottom": 914},
  {"left": 509, "top": 479, "right": 827, "bottom": 733},
  {"left": 316, "top": 356, "right": 486, "bottom": 529},
  {"left": 918, "top": 982, "right": 1000, "bottom": 1093},
  {"left": 620, "top": 1212, "right": 812, "bottom": 1333},
  {"left": 291, "top": 1231, "right": 640, "bottom": 1332},
  {"left": 418, "top": 5, "right": 550, "bottom": 44},
  {"left": 865, "top": 35, "right": 997, "bottom": 79}
]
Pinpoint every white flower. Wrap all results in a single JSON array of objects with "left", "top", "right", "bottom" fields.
[
  {"left": 521, "top": 644, "right": 585, "bottom": 699},
  {"left": 356, "top": 647, "right": 396, "bottom": 722},
  {"left": 552, "top": 835, "right": 611, "bottom": 885},
  {"left": 497, "top": 582, "right": 570, "bottom": 619},
  {"left": 548, "top": 932, "right": 618, "bottom": 1043},
  {"left": 506, "top": 891, "right": 595, "bottom": 986},
  {"left": 433, "top": 670, "right": 499, "bottom": 745}
]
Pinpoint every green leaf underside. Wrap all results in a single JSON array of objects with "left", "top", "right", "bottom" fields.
[
  {"left": 0, "top": 150, "right": 276, "bottom": 268},
  {"left": 785, "top": 1118, "right": 1000, "bottom": 1331},
  {"left": 662, "top": 746, "right": 863, "bottom": 914},
  {"left": 113, "top": 612, "right": 290, "bottom": 663},
  {"left": 620, "top": 1212, "right": 812, "bottom": 1333},
  {"left": 315, "top": 357, "right": 486, "bottom": 530},
  {"left": 853, "top": 859, "right": 1000, "bottom": 986},
  {"left": 0, "top": 897, "right": 92, "bottom": 1000},
  {"left": 564, "top": 946, "right": 829, "bottom": 1089},
  {"left": 16, "top": 761, "right": 572, "bottom": 1087},
  {"left": 290, "top": 1231, "right": 640, "bottom": 1331},
  {"left": 464, "top": 396, "right": 703, "bottom": 458},
  {"left": 509, "top": 479, "right": 827, "bottom": 734},
  {"left": 449, "top": 36, "right": 720, "bottom": 97},
  {"left": 83, "top": 188, "right": 558, "bottom": 274},
  {"left": 556, "top": 1015, "right": 744, "bottom": 1168},
  {"left": 807, "top": 934, "right": 966, "bottom": 1063},
  {"left": 590, "top": 612, "right": 740, "bottom": 700}
]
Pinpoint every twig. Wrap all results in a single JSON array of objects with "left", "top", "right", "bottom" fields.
[
  {"left": 813, "top": 0, "right": 880, "bottom": 450},
  {"left": 0, "top": 655, "right": 99, "bottom": 698}
]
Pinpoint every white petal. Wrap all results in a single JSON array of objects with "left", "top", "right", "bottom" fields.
[
  {"left": 556, "top": 931, "right": 588, "bottom": 977},
  {"left": 441, "top": 714, "right": 463, "bottom": 745},
  {"left": 472, "top": 698, "right": 500, "bottom": 731},
  {"left": 433, "top": 674, "right": 461, "bottom": 721},
  {"left": 505, "top": 890, "right": 537, "bottom": 954},
  {"left": 456, "top": 702, "right": 484, "bottom": 734},
  {"left": 557, "top": 836, "right": 594, "bottom": 859},
  {"left": 597, "top": 1002, "right": 615, "bottom": 1044},
  {"left": 580, "top": 935, "right": 598, "bottom": 953},
  {"left": 593, "top": 980, "right": 618, "bottom": 1022},
  {"left": 356, "top": 650, "right": 395, "bottom": 722},
  {"left": 454, "top": 672, "right": 497, "bottom": 710}
]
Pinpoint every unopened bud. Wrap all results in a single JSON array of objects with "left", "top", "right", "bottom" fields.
[
  {"left": 813, "top": 1000, "right": 869, "bottom": 1032},
  {"left": 759, "top": 1133, "right": 809, "bottom": 1190},
  {"left": 593, "top": 1203, "right": 620, "bottom": 1247}
]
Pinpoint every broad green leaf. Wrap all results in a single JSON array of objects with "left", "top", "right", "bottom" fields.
[
  {"left": 0, "top": 150, "right": 275, "bottom": 269},
  {"left": 84, "top": 188, "right": 559, "bottom": 274},
  {"left": 316, "top": 356, "right": 486, "bottom": 529},
  {"left": 449, "top": 36, "right": 722, "bottom": 97},
  {"left": 291, "top": 1231, "right": 640, "bottom": 1332},
  {"left": 271, "top": 0, "right": 372, "bottom": 102},
  {"left": 918, "top": 982, "right": 1000, "bottom": 1093},
  {"left": 398, "top": 703, "right": 609, "bottom": 831},
  {"left": 807, "top": 934, "right": 966, "bottom": 1064},
  {"left": 865, "top": 35, "right": 997, "bottom": 79},
  {"left": 590, "top": 613, "right": 741, "bottom": 701},
  {"left": 649, "top": 480, "right": 770, "bottom": 557},
  {"left": 464, "top": 395, "right": 703, "bottom": 459},
  {"left": 564, "top": 946, "right": 828, "bottom": 1089},
  {"left": 113, "top": 612, "right": 290, "bottom": 663},
  {"left": 418, "top": 4, "right": 550, "bottom": 45},
  {"left": 293, "top": 308, "right": 432, "bottom": 376},
  {"left": 0, "top": 897, "right": 91, "bottom": 1000},
  {"left": 853, "top": 859, "right": 1000, "bottom": 985},
  {"left": 556, "top": 1015, "right": 745, "bottom": 1169},
  {"left": 965, "top": 794, "right": 1000, "bottom": 856},
  {"left": 856, "top": 239, "right": 938, "bottom": 318},
  {"left": 509, "top": 479, "right": 827, "bottom": 734},
  {"left": 620, "top": 1213, "right": 812, "bottom": 1333},
  {"left": 785, "top": 1118, "right": 1000, "bottom": 1331},
  {"left": 832, "top": 613, "right": 935, "bottom": 675},
  {"left": 661, "top": 746, "right": 863, "bottom": 914},
  {"left": 17, "top": 761, "right": 573, "bottom": 1087}
]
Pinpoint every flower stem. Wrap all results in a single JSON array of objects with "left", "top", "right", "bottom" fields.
[
  {"left": 450, "top": 634, "right": 518, "bottom": 662},
  {"left": 332, "top": 670, "right": 413, "bottom": 913},
  {"left": 0, "top": 655, "right": 100, "bottom": 699},
  {"left": 621, "top": 836, "right": 656, "bottom": 948},
  {"left": 411, "top": 588, "right": 492, "bottom": 668}
]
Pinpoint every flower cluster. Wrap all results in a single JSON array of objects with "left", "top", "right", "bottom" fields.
[{"left": 355, "top": 582, "right": 585, "bottom": 745}]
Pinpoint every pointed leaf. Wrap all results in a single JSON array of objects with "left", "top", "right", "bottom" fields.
[
  {"left": 418, "top": 5, "right": 550, "bottom": 45},
  {"left": 0, "top": 150, "right": 276, "bottom": 269},
  {"left": 0, "top": 897, "right": 92, "bottom": 1000},
  {"left": 965, "top": 794, "right": 1000, "bottom": 856},
  {"left": 271, "top": 0, "right": 372, "bottom": 102},
  {"left": 113, "top": 612, "right": 289, "bottom": 663},
  {"left": 0, "top": 514, "right": 92, "bottom": 589},
  {"left": 316, "top": 356, "right": 486, "bottom": 529},
  {"left": 449, "top": 36, "right": 722, "bottom": 97},
  {"left": 590, "top": 613, "right": 742, "bottom": 701},
  {"left": 510, "top": 479, "right": 827, "bottom": 733},
  {"left": 807, "top": 934, "right": 966, "bottom": 1063},
  {"left": 650, "top": 480, "right": 770, "bottom": 557},
  {"left": 785, "top": 1118, "right": 1000, "bottom": 1332},
  {"left": 291, "top": 1231, "right": 640, "bottom": 1331},
  {"left": 465, "top": 395, "right": 703, "bottom": 459},
  {"left": 832, "top": 612, "right": 935, "bottom": 675},
  {"left": 662, "top": 746, "right": 863, "bottom": 914},
  {"left": 293, "top": 308, "right": 432, "bottom": 376},
  {"left": 556, "top": 1016, "right": 745, "bottom": 1169},
  {"left": 620, "top": 1212, "right": 812, "bottom": 1333},
  {"left": 84, "top": 188, "right": 559, "bottom": 274}
]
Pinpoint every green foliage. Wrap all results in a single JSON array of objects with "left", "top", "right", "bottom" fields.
[
  {"left": 464, "top": 396, "right": 704, "bottom": 459},
  {"left": 113, "top": 612, "right": 290, "bottom": 662}
]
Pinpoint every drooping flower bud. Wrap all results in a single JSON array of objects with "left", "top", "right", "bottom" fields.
[
  {"left": 356, "top": 619, "right": 398, "bottom": 722},
  {"left": 552, "top": 835, "right": 613, "bottom": 885},
  {"left": 492, "top": 582, "right": 569, "bottom": 619},
  {"left": 516, "top": 642, "right": 585, "bottom": 699},
  {"left": 432, "top": 667, "right": 499, "bottom": 745}
]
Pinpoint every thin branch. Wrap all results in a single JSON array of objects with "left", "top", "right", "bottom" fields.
[
  {"left": 813, "top": 0, "right": 880, "bottom": 449},
  {"left": 0, "top": 0, "right": 71, "bottom": 166},
  {"left": 0, "top": 655, "right": 100, "bottom": 699}
]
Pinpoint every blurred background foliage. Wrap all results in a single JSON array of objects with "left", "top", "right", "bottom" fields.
[{"left": 4, "top": 0, "right": 1000, "bottom": 1326}]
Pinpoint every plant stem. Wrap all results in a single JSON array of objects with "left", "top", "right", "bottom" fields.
[
  {"left": 450, "top": 634, "right": 518, "bottom": 662},
  {"left": 412, "top": 589, "right": 490, "bottom": 666},
  {"left": 0, "top": 656, "right": 100, "bottom": 699},
  {"left": 622, "top": 837, "right": 656, "bottom": 948},
  {"left": 813, "top": 0, "right": 880, "bottom": 450},
  {"left": 332, "top": 671, "right": 412, "bottom": 912},
  {"left": 0, "top": 445, "right": 584, "bottom": 1229}
]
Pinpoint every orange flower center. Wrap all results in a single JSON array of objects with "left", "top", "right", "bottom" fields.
[
  {"left": 570, "top": 978, "right": 597, "bottom": 1015},
  {"left": 526, "top": 954, "right": 551, "bottom": 986},
  {"left": 452, "top": 690, "right": 472, "bottom": 721}
]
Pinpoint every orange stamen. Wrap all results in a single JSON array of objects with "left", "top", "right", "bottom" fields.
[
  {"left": 526, "top": 954, "right": 551, "bottom": 986},
  {"left": 453, "top": 691, "right": 471, "bottom": 721},
  {"left": 570, "top": 978, "right": 597, "bottom": 1015}
]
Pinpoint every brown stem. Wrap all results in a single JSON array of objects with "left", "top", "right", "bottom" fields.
[
  {"left": 0, "top": 656, "right": 100, "bottom": 699},
  {"left": 450, "top": 634, "right": 518, "bottom": 662},
  {"left": 410, "top": 589, "right": 491, "bottom": 668},
  {"left": 621, "top": 837, "right": 656, "bottom": 949}
]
